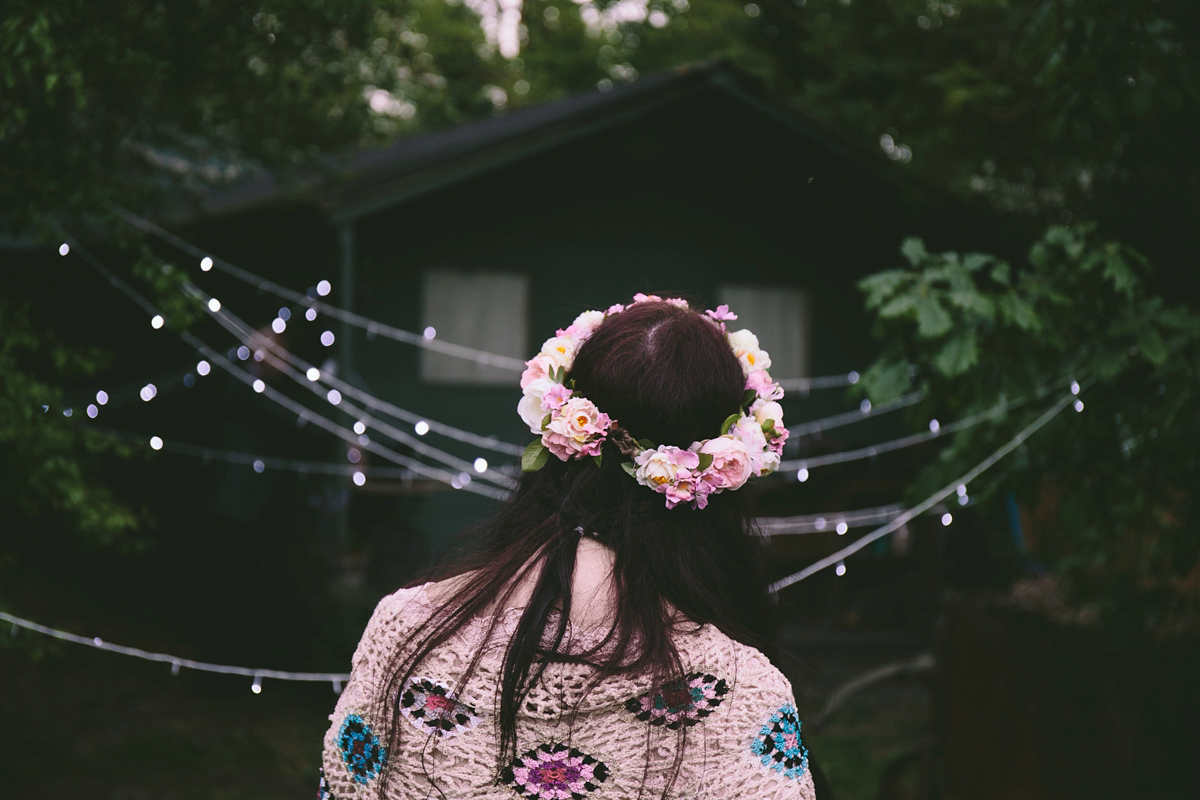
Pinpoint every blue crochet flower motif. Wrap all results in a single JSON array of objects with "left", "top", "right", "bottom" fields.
[
  {"left": 337, "top": 714, "right": 386, "bottom": 785},
  {"left": 750, "top": 703, "right": 809, "bottom": 781}
]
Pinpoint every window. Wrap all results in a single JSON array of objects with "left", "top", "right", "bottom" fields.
[
  {"left": 421, "top": 270, "right": 529, "bottom": 385},
  {"left": 716, "top": 285, "right": 810, "bottom": 381}
]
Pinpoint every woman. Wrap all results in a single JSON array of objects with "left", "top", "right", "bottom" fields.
[{"left": 321, "top": 295, "right": 816, "bottom": 799}]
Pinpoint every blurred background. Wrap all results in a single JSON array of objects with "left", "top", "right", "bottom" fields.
[{"left": 2, "top": 1, "right": 1198, "bottom": 798}]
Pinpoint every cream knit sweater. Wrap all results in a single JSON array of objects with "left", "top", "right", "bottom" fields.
[{"left": 321, "top": 584, "right": 816, "bottom": 800}]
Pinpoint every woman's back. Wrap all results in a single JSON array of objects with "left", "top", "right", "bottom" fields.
[{"left": 321, "top": 567, "right": 816, "bottom": 799}]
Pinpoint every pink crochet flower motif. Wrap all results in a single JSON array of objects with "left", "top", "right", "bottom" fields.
[{"left": 502, "top": 743, "right": 609, "bottom": 799}]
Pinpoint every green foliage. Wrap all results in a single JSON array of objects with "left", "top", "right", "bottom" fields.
[
  {"left": 521, "top": 440, "right": 549, "bottom": 472},
  {"left": 0, "top": 300, "right": 146, "bottom": 556},
  {"left": 859, "top": 225, "right": 1200, "bottom": 632}
]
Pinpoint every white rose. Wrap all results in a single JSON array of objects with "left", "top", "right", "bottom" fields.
[
  {"left": 634, "top": 449, "right": 678, "bottom": 488},
  {"left": 727, "top": 328, "right": 772, "bottom": 375},
  {"left": 539, "top": 335, "right": 578, "bottom": 371},
  {"left": 753, "top": 401, "right": 784, "bottom": 431},
  {"left": 571, "top": 310, "right": 606, "bottom": 336},
  {"left": 757, "top": 449, "right": 781, "bottom": 476},
  {"left": 517, "top": 377, "right": 555, "bottom": 431}
]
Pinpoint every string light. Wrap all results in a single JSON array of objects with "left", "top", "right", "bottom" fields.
[
  {"left": 200, "top": 256, "right": 213, "bottom": 271},
  {"left": 769, "top": 392, "right": 1079, "bottom": 592},
  {"left": 150, "top": 436, "right": 163, "bottom": 450},
  {"left": 929, "top": 418, "right": 940, "bottom": 433},
  {"left": 835, "top": 561, "right": 847, "bottom": 576},
  {"left": 272, "top": 318, "right": 286, "bottom": 334},
  {"left": 474, "top": 457, "right": 489, "bottom": 473},
  {"left": 151, "top": 314, "right": 165, "bottom": 329},
  {"left": 253, "top": 459, "right": 265, "bottom": 473},
  {"left": 87, "top": 404, "right": 99, "bottom": 418},
  {"left": 237, "top": 345, "right": 250, "bottom": 360},
  {"left": 316, "top": 279, "right": 332, "bottom": 296},
  {"left": 347, "top": 448, "right": 361, "bottom": 464},
  {"left": 196, "top": 360, "right": 211, "bottom": 376},
  {"left": 139, "top": 383, "right": 157, "bottom": 401},
  {"left": 252, "top": 379, "right": 265, "bottom": 393},
  {"left": 96, "top": 390, "right": 109, "bottom": 405},
  {"left": 306, "top": 367, "right": 320, "bottom": 381},
  {"left": 253, "top": 349, "right": 265, "bottom": 362},
  {"left": 327, "top": 389, "right": 342, "bottom": 405},
  {"left": 251, "top": 674, "right": 263, "bottom": 694},
  {"left": 1074, "top": 400, "right": 1084, "bottom": 412},
  {"left": 305, "top": 308, "right": 317, "bottom": 321},
  {"left": 836, "top": 521, "right": 848, "bottom": 535},
  {"left": 814, "top": 517, "right": 827, "bottom": 531},
  {"left": 320, "top": 330, "right": 335, "bottom": 346},
  {"left": 353, "top": 421, "right": 367, "bottom": 435},
  {"left": 63, "top": 408, "right": 73, "bottom": 417},
  {"left": 207, "top": 298, "right": 221, "bottom": 312},
  {"left": 352, "top": 471, "right": 366, "bottom": 486},
  {"left": 1070, "top": 380, "right": 1080, "bottom": 395},
  {"left": 414, "top": 420, "right": 430, "bottom": 436},
  {"left": 59, "top": 243, "right": 70, "bottom": 256},
  {"left": 423, "top": 326, "right": 436, "bottom": 339},
  {"left": 0, "top": 611, "right": 349, "bottom": 686},
  {"left": 859, "top": 399, "right": 872, "bottom": 413},
  {"left": 278, "top": 307, "right": 291, "bottom": 321},
  {"left": 941, "top": 512, "right": 953, "bottom": 526},
  {"left": 796, "top": 467, "right": 809, "bottom": 482}
]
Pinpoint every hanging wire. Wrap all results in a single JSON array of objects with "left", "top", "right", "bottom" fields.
[
  {"left": 181, "top": 282, "right": 520, "bottom": 488},
  {"left": 786, "top": 392, "right": 922, "bottom": 440},
  {"left": 0, "top": 611, "right": 349, "bottom": 687},
  {"left": 65, "top": 236, "right": 509, "bottom": 501},
  {"left": 769, "top": 390, "right": 1079, "bottom": 592}
]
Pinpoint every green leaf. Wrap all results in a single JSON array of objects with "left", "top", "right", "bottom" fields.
[
  {"left": 1102, "top": 248, "right": 1139, "bottom": 297},
  {"left": 720, "top": 413, "right": 741, "bottom": 435},
  {"left": 858, "top": 269, "right": 910, "bottom": 307},
  {"left": 915, "top": 296, "right": 953, "bottom": 338},
  {"left": 742, "top": 389, "right": 757, "bottom": 408},
  {"left": 553, "top": 365, "right": 566, "bottom": 383},
  {"left": 989, "top": 261, "right": 1011, "bottom": 285},
  {"left": 1136, "top": 326, "right": 1169, "bottom": 365},
  {"left": 541, "top": 413, "right": 551, "bottom": 431},
  {"left": 998, "top": 294, "right": 1040, "bottom": 331},
  {"left": 947, "top": 290, "right": 996, "bottom": 320},
  {"left": 592, "top": 451, "right": 603, "bottom": 468},
  {"left": 760, "top": 420, "right": 777, "bottom": 436},
  {"left": 696, "top": 452, "right": 714, "bottom": 471},
  {"left": 620, "top": 461, "right": 637, "bottom": 477},
  {"left": 521, "top": 440, "right": 549, "bottom": 472},
  {"left": 932, "top": 332, "right": 979, "bottom": 376},
  {"left": 962, "top": 253, "right": 992, "bottom": 271},
  {"left": 900, "top": 237, "right": 928, "bottom": 266},
  {"left": 859, "top": 360, "right": 913, "bottom": 402},
  {"left": 636, "top": 438, "right": 655, "bottom": 451},
  {"left": 879, "top": 294, "right": 917, "bottom": 319}
]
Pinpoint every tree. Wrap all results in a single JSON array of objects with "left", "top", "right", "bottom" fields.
[{"left": 857, "top": 224, "right": 1200, "bottom": 631}]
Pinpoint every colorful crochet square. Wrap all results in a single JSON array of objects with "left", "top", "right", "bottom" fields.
[
  {"left": 399, "top": 676, "right": 482, "bottom": 737},
  {"left": 624, "top": 672, "right": 729, "bottom": 729},
  {"left": 317, "top": 766, "right": 336, "bottom": 799},
  {"left": 337, "top": 714, "right": 386, "bottom": 785},
  {"left": 501, "top": 743, "right": 609, "bottom": 799},
  {"left": 750, "top": 704, "right": 809, "bottom": 781}
]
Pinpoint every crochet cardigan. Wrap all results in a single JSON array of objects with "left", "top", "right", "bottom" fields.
[{"left": 321, "top": 584, "right": 817, "bottom": 800}]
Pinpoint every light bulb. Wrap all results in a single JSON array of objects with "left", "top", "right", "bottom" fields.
[
  {"left": 306, "top": 367, "right": 320, "bottom": 381},
  {"left": 836, "top": 521, "right": 848, "bottom": 535},
  {"left": 352, "top": 471, "right": 366, "bottom": 486},
  {"left": 150, "top": 436, "right": 163, "bottom": 450},
  {"left": 59, "top": 243, "right": 70, "bottom": 256},
  {"left": 860, "top": 399, "right": 872, "bottom": 413},
  {"left": 353, "top": 421, "right": 366, "bottom": 435},
  {"left": 796, "top": 467, "right": 809, "bottom": 482},
  {"left": 814, "top": 517, "right": 827, "bottom": 531},
  {"left": 253, "top": 459, "right": 265, "bottom": 473},
  {"left": 929, "top": 419, "right": 940, "bottom": 433},
  {"left": 423, "top": 326, "right": 436, "bottom": 339},
  {"left": 271, "top": 318, "right": 286, "bottom": 334},
  {"left": 320, "top": 330, "right": 335, "bottom": 347},
  {"left": 207, "top": 298, "right": 221, "bottom": 312},
  {"left": 1070, "top": 380, "right": 1080, "bottom": 395},
  {"left": 237, "top": 346, "right": 250, "bottom": 361},
  {"left": 414, "top": 420, "right": 429, "bottom": 436},
  {"left": 140, "top": 383, "right": 157, "bottom": 402},
  {"left": 327, "top": 389, "right": 342, "bottom": 405},
  {"left": 96, "top": 390, "right": 109, "bottom": 405},
  {"left": 151, "top": 314, "right": 164, "bottom": 329},
  {"left": 957, "top": 484, "right": 967, "bottom": 496},
  {"left": 1074, "top": 400, "right": 1084, "bottom": 412},
  {"left": 251, "top": 675, "right": 262, "bottom": 694},
  {"left": 847, "top": 370, "right": 860, "bottom": 384},
  {"left": 941, "top": 512, "right": 953, "bottom": 526},
  {"left": 278, "top": 307, "right": 291, "bottom": 321},
  {"left": 347, "top": 448, "right": 361, "bottom": 464},
  {"left": 317, "top": 279, "right": 332, "bottom": 296},
  {"left": 86, "top": 404, "right": 99, "bottom": 418},
  {"left": 200, "top": 256, "right": 213, "bottom": 271},
  {"left": 305, "top": 307, "right": 317, "bottom": 321},
  {"left": 835, "top": 561, "right": 847, "bottom": 576},
  {"left": 474, "top": 457, "right": 488, "bottom": 473},
  {"left": 196, "top": 360, "right": 211, "bottom": 376},
  {"left": 958, "top": 494, "right": 969, "bottom": 505},
  {"left": 252, "top": 379, "right": 265, "bottom": 393}
]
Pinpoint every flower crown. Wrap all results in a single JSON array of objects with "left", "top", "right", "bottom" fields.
[{"left": 518, "top": 294, "right": 787, "bottom": 509}]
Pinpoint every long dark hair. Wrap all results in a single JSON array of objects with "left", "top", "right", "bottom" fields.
[{"left": 374, "top": 299, "right": 777, "bottom": 797}]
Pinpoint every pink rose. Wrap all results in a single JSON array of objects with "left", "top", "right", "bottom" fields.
[
  {"left": 634, "top": 446, "right": 698, "bottom": 490},
  {"left": 728, "top": 416, "right": 769, "bottom": 475},
  {"left": 606, "top": 303, "right": 626, "bottom": 316},
  {"left": 745, "top": 369, "right": 784, "bottom": 402},
  {"left": 520, "top": 353, "right": 555, "bottom": 390},
  {"left": 632, "top": 293, "right": 662, "bottom": 304},
  {"left": 541, "top": 383, "right": 573, "bottom": 411},
  {"left": 543, "top": 397, "right": 611, "bottom": 459},
  {"left": 698, "top": 435, "right": 754, "bottom": 490}
]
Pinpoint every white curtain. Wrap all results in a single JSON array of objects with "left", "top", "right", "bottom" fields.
[
  {"left": 717, "top": 285, "right": 810, "bottom": 381},
  {"left": 421, "top": 270, "right": 529, "bottom": 385}
]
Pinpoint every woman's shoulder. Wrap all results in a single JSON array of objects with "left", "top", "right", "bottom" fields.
[{"left": 675, "top": 623, "right": 793, "bottom": 697}]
